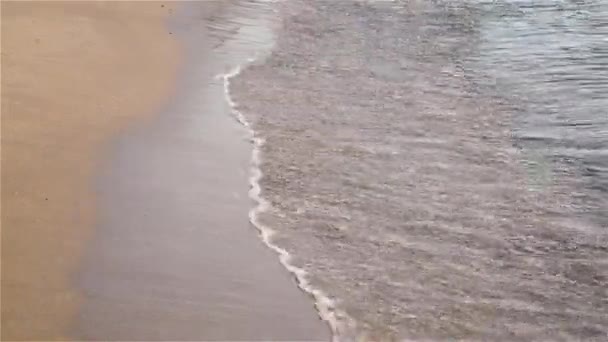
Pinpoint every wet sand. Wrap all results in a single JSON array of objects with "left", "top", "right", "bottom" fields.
[
  {"left": 3, "top": 0, "right": 328, "bottom": 340},
  {"left": 2, "top": 2, "right": 179, "bottom": 340},
  {"left": 76, "top": 1, "right": 328, "bottom": 339}
]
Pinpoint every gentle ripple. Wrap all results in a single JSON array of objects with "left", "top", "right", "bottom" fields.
[{"left": 232, "top": 0, "right": 608, "bottom": 340}]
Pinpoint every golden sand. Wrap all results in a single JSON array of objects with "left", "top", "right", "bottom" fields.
[{"left": 1, "top": 2, "right": 179, "bottom": 339}]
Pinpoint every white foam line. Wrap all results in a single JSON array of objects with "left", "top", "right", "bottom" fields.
[{"left": 219, "top": 62, "right": 355, "bottom": 341}]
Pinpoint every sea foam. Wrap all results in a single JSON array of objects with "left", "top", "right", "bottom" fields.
[{"left": 219, "top": 61, "right": 356, "bottom": 341}]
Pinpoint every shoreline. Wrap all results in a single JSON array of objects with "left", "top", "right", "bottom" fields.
[
  {"left": 76, "top": 1, "right": 329, "bottom": 340},
  {"left": 222, "top": 64, "right": 349, "bottom": 338},
  {"left": 3, "top": 1, "right": 329, "bottom": 339},
  {"left": 1, "top": 2, "right": 179, "bottom": 340}
]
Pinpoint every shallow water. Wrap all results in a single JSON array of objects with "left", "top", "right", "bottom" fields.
[
  {"left": 468, "top": 0, "right": 608, "bottom": 226},
  {"left": 232, "top": 0, "right": 607, "bottom": 340}
]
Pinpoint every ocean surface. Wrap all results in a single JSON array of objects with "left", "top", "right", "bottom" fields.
[{"left": 229, "top": 0, "right": 608, "bottom": 340}]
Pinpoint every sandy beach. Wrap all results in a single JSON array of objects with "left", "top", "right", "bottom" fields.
[
  {"left": 75, "top": 1, "right": 328, "bottom": 340},
  {"left": 3, "top": 1, "right": 327, "bottom": 340},
  {"left": 2, "top": 1, "right": 179, "bottom": 340},
  {"left": 5, "top": 0, "right": 606, "bottom": 340}
]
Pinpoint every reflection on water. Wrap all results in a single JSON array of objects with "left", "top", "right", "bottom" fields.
[{"left": 469, "top": 0, "right": 608, "bottom": 226}]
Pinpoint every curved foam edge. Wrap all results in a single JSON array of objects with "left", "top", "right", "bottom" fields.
[{"left": 219, "top": 63, "right": 356, "bottom": 341}]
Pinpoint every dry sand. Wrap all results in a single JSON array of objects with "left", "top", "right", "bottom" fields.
[{"left": 1, "top": 2, "right": 179, "bottom": 340}]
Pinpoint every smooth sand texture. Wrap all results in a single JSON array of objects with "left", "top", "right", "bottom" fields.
[
  {"left": 75, "top": 2, "right": 329, "bottom": 339},
  {"left": 1, "top": 2, "right": 178, "bottom": 340}
]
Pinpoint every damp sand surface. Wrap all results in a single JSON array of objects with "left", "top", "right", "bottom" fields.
[{"left": 75, "top": 1, "right": 329, "bottom": 340}]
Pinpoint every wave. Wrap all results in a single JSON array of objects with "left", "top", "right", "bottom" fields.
[{"left": 219, "top": 62, "right": 357, "bottom": 341}]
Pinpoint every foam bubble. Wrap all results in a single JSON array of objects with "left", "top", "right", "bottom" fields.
[{"left": 219, "top": 62, "right": 356, "bottom": 341}]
